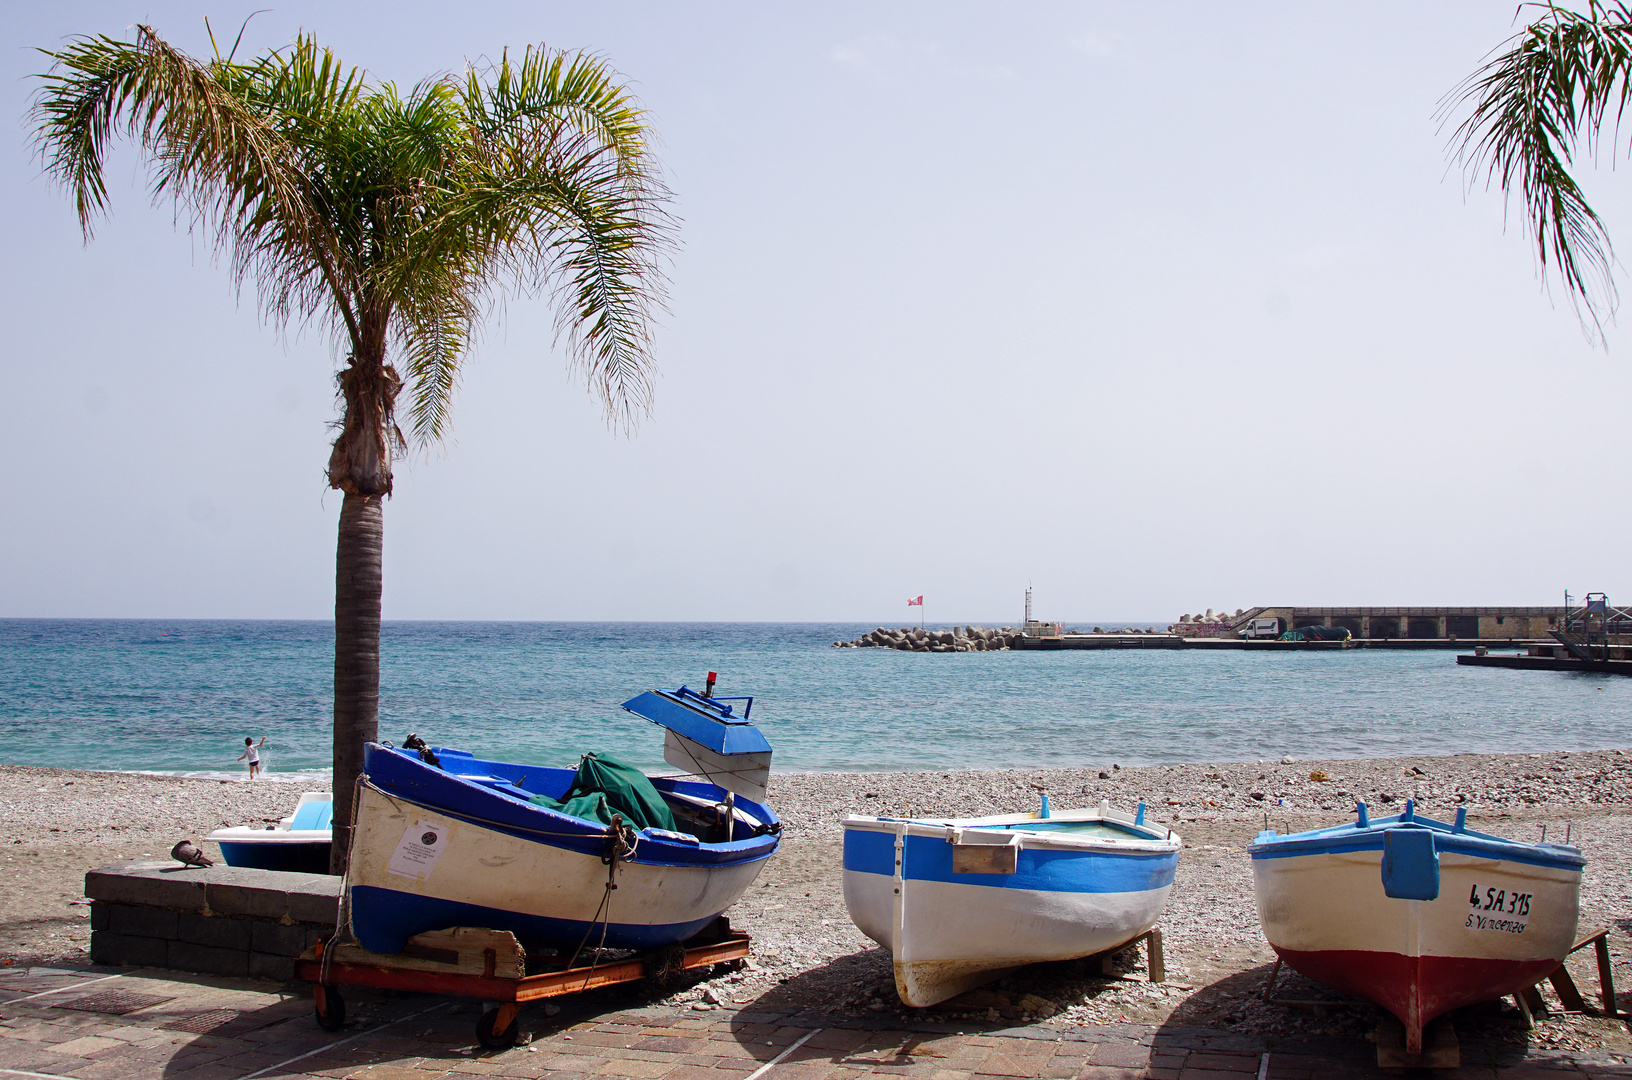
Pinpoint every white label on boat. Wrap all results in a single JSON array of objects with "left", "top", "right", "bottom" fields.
[
  {"left": 1464, "top": 883, "right": 1531, "bottom": 934},
  {"left": 387, "top": 819, "right": 449, "bottom": 880}
]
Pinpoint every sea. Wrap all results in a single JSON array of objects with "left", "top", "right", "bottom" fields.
[{"left": 1, "top": 619, "right": 1629, "bottom": 782}]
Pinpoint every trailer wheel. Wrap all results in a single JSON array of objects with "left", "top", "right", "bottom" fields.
[
  {"left": 314, "top": 985, "right": 346, "bottom": 1032},
  {"left": 476, "top": 1006, "right": 519, "bottom": 1049}
]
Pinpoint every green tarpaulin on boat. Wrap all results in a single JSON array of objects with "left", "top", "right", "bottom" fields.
[{"left": 529, "top": 752, "right": 677, "bottom": 832}]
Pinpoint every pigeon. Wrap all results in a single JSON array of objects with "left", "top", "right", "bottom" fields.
[{"left": 170, "top": 840, "right": 214, "bottom": 868}]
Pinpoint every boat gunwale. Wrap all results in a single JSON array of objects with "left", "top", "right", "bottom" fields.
[
  {"left": 841, "top": 811, "right": 1182, "bottom": 856},
  {"left": 363, "top": 746, "right": 779, "bottom": 868},
  {"left": 1248, "top": 816, "right": 1585, "bottom": 871}
]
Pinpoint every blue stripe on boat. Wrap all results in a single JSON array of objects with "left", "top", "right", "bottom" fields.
[
  {"left": 349, "top": 885, "right": 723, "bottom": 955},
  {"left": 1249, "top": 829, "right": 1585, "bottom": 871},
  {"left": 842, "top": 828, "right": 1177, "bottom": 893}
]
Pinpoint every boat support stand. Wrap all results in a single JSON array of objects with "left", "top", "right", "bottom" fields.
[{"left": 296, "top": 917, "right": 750, "bottom": 1050}]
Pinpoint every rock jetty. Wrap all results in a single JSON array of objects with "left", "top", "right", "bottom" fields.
[{"left": 833, "top": 625, "right": 1022, "bottom": 651}]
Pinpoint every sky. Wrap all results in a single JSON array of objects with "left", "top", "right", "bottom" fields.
[{"left": 3, "top": 1, "right": 1631, "bottom": 624}]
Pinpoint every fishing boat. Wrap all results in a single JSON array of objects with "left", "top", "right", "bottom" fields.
[
  {"left": 206, "top": 792, "right": 332, "bottom": 873},
  {"left": 843, "top": 799, "right": 1181, "bottom": 1007},
  {"left": 1250, "top": 799, "right": 1585, "bottom": 1054},
  {"left": 345, "top": 677, "right": 781, "bottom": 957}
]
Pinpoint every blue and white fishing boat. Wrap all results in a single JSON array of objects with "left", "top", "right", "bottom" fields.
[
  {"left": 1251, "top": 800, "right": 1585, "bottom": 1055},
  {"left": 346, "top": 678, "right": 781, "bottom": 956},
  {"left": 843, "top": 799, "right": 1181, "bottom": 1007},
  {"left": 207, "top": 792, "right": 332, "bottom": 873}
]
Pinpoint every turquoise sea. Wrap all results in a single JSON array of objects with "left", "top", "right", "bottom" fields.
[{"left": 1, "top": 619, "right": 1629, "bottom": 780}]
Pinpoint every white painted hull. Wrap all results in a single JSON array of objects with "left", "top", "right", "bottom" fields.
[
  {"left": 843, "top": 806, "right": 1180, "bottom": 1007},
  {"left": 346, "top": 783, "right": 770, "bottom": 954},
  {"left": 1254, "top": 844, "right": 1581, "bottom": 1032}
]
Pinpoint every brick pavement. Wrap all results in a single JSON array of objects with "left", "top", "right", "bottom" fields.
[{"left": 0, "top": 965, "right": 1628, "bottom": 1080}]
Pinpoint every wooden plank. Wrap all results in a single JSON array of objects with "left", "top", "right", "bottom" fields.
[
  {"left": 317, "top": 927, "right": 524, "bottom": 980},
  {"left": 1548, "top": 966, "right": 1587, "bottom": 1012},
  {"left": 1146, "top": 928, "right": 1165, "bottom": 984},
  {"left": 1376, "top": 1015, "right": 1459, "bottom": 1070}
]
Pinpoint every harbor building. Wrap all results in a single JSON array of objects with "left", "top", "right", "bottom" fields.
[{"left": 1242, "top": 606, "right": 1563, "bottom": 640}]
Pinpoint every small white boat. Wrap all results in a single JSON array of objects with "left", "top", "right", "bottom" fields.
[
  {"left": 1250, "top": 800, "right": 1585, "bottom": 1054},
  {"left": 206, "top": 792, "right": 332, "bottom": 874},
  {"left": 346, "top": 679, "right": 781, "bottom": 955},
  {"left": 843, "top": 800, "right": 1181, "bottom": 1007}
]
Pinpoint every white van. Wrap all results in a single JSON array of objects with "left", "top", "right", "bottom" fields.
[{"left": 1238, "top": 617, "right": 1282, "bottom": 639}]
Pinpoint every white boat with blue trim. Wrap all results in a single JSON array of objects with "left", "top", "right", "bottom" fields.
[
  {"left": 843, "top": 799, "right": 1181, "bottom": 1007},
  {"left": 345, "top": 678, "right": 781, "bottom": 956},
  {"left": 207, "top": 792, "right": 332, "bottom": 873},
  {"left": 1250, "top": 799, "right": 1585, "bottom": 1055}
]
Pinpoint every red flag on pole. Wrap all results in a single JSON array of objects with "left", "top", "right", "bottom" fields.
[{"left": 907, "top": 595, "right": 923, "bottom": 606}]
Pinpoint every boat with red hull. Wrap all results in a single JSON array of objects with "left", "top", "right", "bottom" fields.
[{"left": 1250, "top": 799, "right": 1584, "bottom": 1054}]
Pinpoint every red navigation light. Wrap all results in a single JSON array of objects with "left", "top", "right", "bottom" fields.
[{"left": 704, "top": 671, "right": 718, "bottom": 698}]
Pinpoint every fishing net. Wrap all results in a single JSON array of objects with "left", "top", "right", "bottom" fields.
[{"left": 529, "top": 752, "right": 677, "bottom": 832}]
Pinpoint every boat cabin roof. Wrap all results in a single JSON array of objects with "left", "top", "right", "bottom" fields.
[{"left": 621, "top": 687, "right": 772, "bottom": 756}]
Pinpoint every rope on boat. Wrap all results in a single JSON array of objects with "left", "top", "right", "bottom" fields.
[
  {"left": 320, "top": 774, "right": 367, "bottom": 987},
  {"left": 565, "top": 813, "right": 637, "bottom": 988}
]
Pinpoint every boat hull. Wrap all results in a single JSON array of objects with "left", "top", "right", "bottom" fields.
[
  {"left": 348, "top": 782, "right": 772, "bottom": 954},
  {"left": 1253, "top": 837, "right": 1581, "bottom": 1040},
  {"left": 213, "top": 835, "right": 331, "bottom": 874},
  {"left": 843, "top": 811, "right": 1180, "bottom": 1007}
]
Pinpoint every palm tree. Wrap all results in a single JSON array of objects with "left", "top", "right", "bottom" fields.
[
  {"left": 1447, "top": 0, "right": 1632, "bottom": 342},
  {"left": 30, "top": 25, "right": 673, "bottom": 871}
]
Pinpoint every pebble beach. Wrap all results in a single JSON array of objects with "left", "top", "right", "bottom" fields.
[{"left": 2, "top": 748, "right": 1630, "bottom": 1053}]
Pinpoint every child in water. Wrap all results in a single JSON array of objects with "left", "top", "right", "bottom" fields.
[{"left": 238, "top": 736, "right": 266, "bottom": 779}]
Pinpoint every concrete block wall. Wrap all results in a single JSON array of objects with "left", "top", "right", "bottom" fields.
[{"left": 85, "top": 860, "right": 341, "bottom": 981}]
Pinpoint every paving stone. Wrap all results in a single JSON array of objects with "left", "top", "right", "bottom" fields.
[
  {"left": 973, "top": 1054, "right": 1050, "bottom": 1077},
  {"left": 663, "top": 1068, "right": 750, "bottom": 1080},
  {"left": 590, "top": 1058, "right": 675, "bottom": 1078},
  {"left": 350, "top": 1065, "right": 450, "bottom": 1080},
  {"left": 45, "top": 1034, "right": 126, "bottom": 1056},
  {"left": 1182, "top": 1054, "right": 1262, "bottom": 1072},
  {"left": 1089, "top": 1044, "right": 1152, "bottom": 1069}
]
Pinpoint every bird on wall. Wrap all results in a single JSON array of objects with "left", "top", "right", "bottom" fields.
[{"left": 170, "top": 840, "right": 214, "bottom": 868}]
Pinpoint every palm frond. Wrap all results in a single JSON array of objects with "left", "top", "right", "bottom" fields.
[
  {"left": 1446, "top": 0, "right": 1632, "bottom": 340},
  {"left": 30, "top": 26, "right": 365, "bottom": 351},
  {"left": 437, "top": 50, "right": 674, "bottom": 432}
]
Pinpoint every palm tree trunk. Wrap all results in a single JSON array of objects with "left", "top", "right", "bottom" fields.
[{"left": 331, "top": 491, "right": 383, "bottom": 874}]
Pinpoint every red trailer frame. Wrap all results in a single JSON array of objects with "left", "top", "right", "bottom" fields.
[{"left": 296, "top": 918, "right": 751, "bottom": 1048}]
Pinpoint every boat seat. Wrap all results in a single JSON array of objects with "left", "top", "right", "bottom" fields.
[{"left": 290, "top": 800, "right": 333, "bottom": 831}]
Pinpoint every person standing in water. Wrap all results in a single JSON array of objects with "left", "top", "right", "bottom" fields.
[{"left": 238, "top": 736, "right": 266, "bottom": 779}]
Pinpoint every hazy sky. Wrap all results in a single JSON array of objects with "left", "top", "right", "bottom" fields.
[{"left": 4, "top": 2, "right": 1630, "bottom": 624}]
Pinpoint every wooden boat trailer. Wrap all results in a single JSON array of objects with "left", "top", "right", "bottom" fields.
[{"left": 295, "top": 917, "right": 750, "bottom": 1049}]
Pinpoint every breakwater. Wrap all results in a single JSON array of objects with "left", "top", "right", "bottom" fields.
[{"left": 833, "top": 625, "right": 1023, "bottom": 652}]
